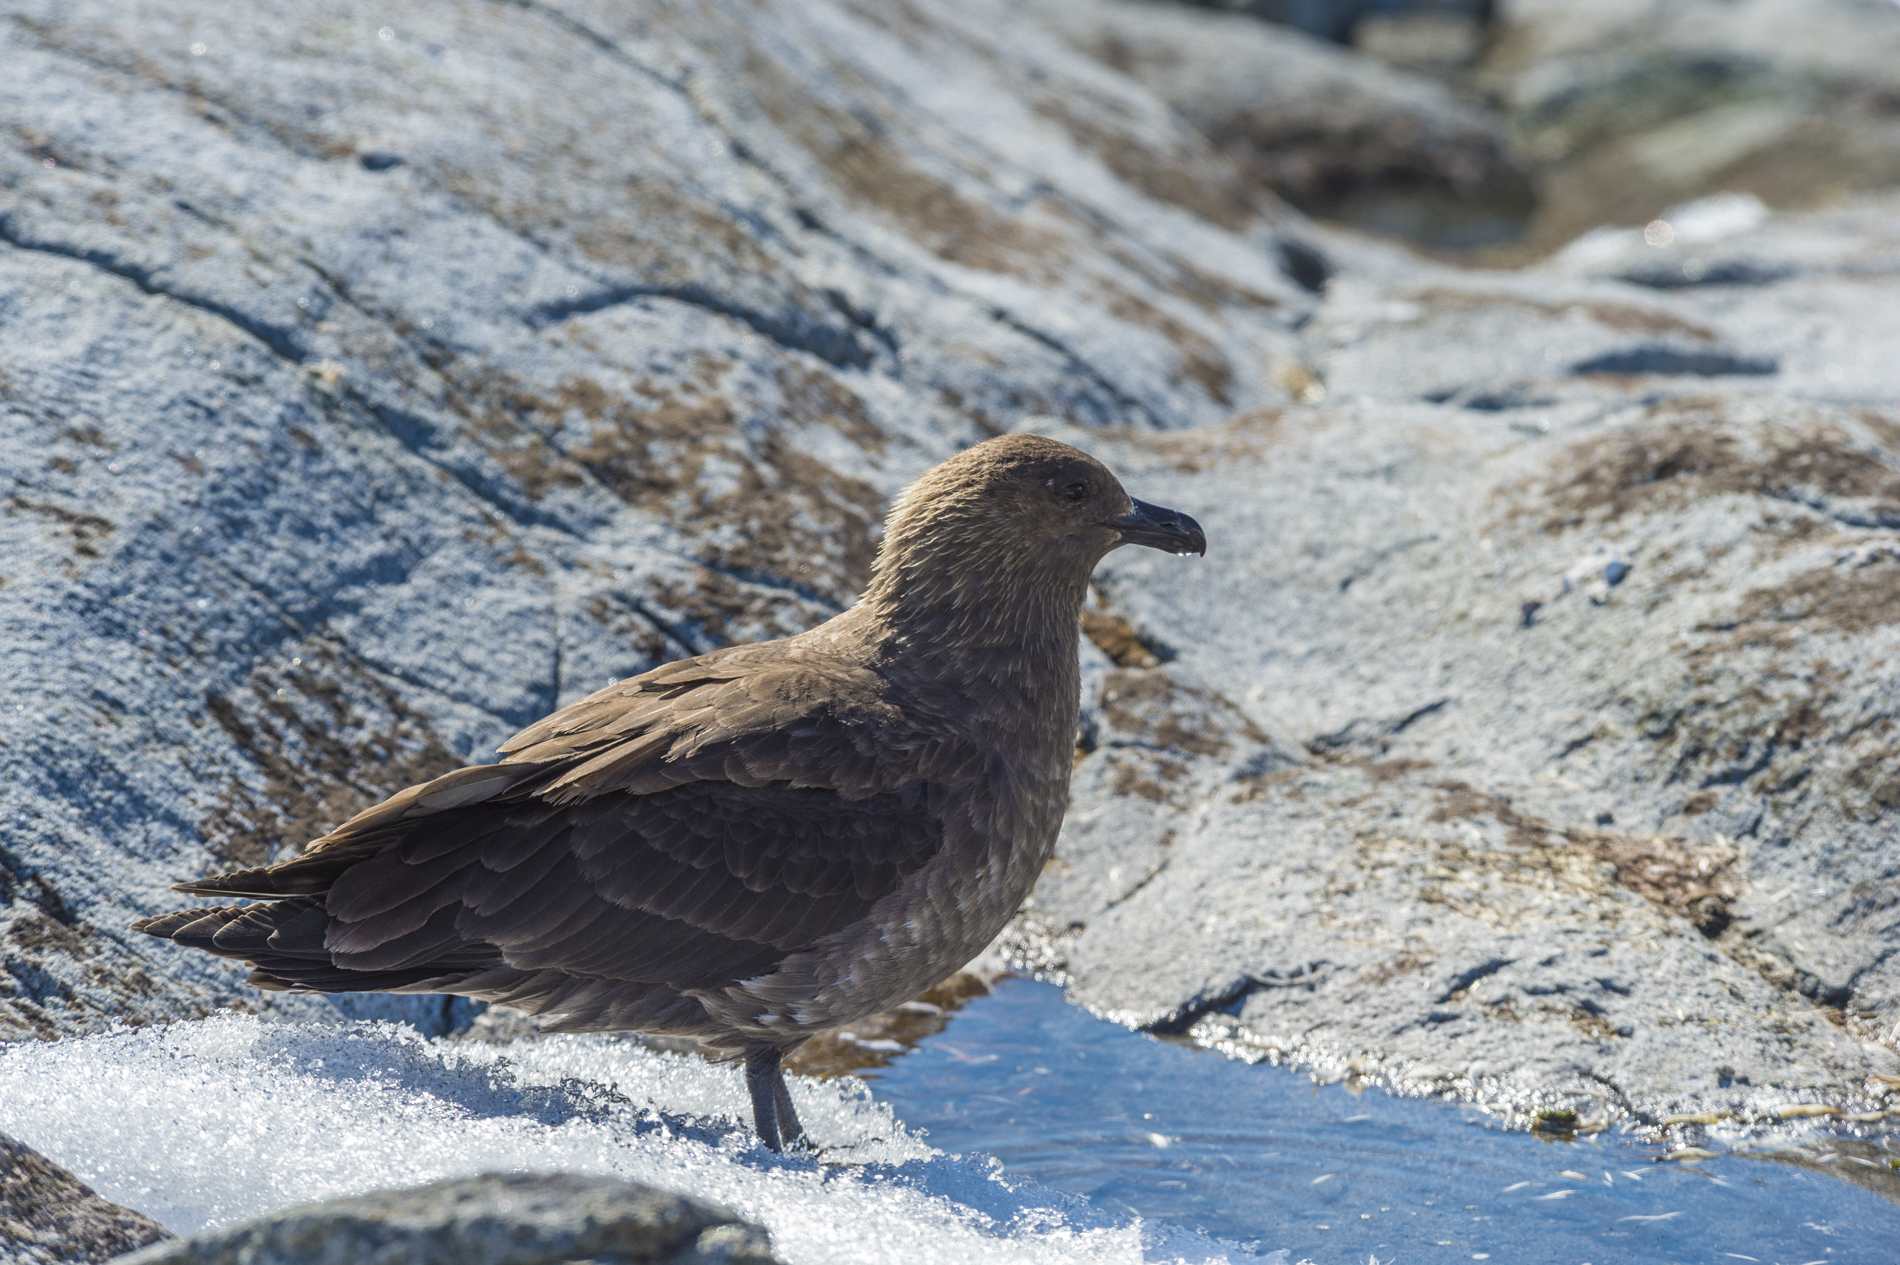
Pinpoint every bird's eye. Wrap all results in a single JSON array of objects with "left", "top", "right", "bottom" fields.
[{"left": 1062, "top": 481, "right": 1089, "bottom": 503}]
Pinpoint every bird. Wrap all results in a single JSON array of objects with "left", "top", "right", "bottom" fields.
[{"left": 133, "top": 432, "right": 1206, "bottom": 1151}]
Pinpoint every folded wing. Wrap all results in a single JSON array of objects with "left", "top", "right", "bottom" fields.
[{"left": 136, "top": 652, "right": 972, "bottom": 1022}]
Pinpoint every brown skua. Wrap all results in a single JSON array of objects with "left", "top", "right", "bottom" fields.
[{"left": 134, "top": 432, "right": 1205, "bottom": 1151}]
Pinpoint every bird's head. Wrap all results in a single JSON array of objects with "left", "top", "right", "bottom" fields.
[{"left": 862, "top": 434, "right": 1205, "bottom": 635}]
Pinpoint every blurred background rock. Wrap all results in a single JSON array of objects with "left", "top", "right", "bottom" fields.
[{"left": 1060, "top": 0, "right": 1900, "bottom": 257}]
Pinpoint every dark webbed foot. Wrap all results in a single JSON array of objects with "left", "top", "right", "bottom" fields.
[{"left": 744, "top": 1045, "right": 807, "bottom": 1152}]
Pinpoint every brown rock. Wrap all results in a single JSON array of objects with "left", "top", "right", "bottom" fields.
[{"left": 0, "top": 1132, "right": 170, "bottom": 1264}]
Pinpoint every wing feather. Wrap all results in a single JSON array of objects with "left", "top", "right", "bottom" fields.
[
  {"left": 331, "top": 903, "right": 470, "bottom": 972},
  {"left": 325, "top": 846, "right": 483, "bottom": 924},
  {"left": 147, "top": 646, "right": 982, "bottom": 1014}
]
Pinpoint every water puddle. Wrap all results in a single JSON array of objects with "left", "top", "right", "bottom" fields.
[{"left": 860, "top": 978, "right": 1900, "bottom": 1262}]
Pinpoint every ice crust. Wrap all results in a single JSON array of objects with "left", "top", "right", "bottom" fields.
[{"left": 0, "top": 1016, "right": 1267, "bottom": 1265}]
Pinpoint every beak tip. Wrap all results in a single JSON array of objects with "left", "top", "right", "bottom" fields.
[{"left": 1109, "top": 499, "right": 1207, "bottom": 557}]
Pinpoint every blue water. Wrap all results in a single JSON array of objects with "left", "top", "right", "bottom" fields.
[{"left": 864, "top": 979, "right": 1900, "bottom": 1263}]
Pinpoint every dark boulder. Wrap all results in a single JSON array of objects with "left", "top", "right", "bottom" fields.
[{"left": 118, "top": 1173, "right": 779, "bottom": 1265}]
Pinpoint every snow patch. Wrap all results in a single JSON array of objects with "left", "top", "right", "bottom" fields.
[{"left": 0, "top": 1016, "right": 1266, "bottom": 1265}]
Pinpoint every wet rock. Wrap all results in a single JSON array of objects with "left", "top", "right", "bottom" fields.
[
  {"left": 1478, "top": 0, "right": 1900, "bottom": 255},
  {"left": 0, "top": 1131, "right": 170, "bottom": 1264},
  {"left": 117, "top": 1172, "right": 779, "bottom": 1265},
  {"left": 1034, "top": 0, "right": 1535, "bottom": 247}
]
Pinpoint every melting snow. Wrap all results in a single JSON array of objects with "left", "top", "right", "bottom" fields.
[{"left": 0, "top": 1015, "right": 1268, "bottom": 1264}]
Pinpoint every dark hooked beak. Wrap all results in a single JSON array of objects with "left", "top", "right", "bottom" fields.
[{"left": 1106, "top": 498, "right": 1207, "bottom": 556}]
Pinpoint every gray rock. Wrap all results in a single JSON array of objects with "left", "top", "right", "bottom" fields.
[
  {"left": 1033, "top": 0, "right": 1535, "bottom": 247},
  {"left": 1163, "top": 1, "right": 1491, "bottom": 48},
  {"left": 116, "top": 1173, "right": 778, "bottom": 1265},
  {"left": 1018, "top": 187, "right": 1900, "bottom": 1131},
  {"left": 1478, "top": 0, "right": 1900, "bottom": 254},
  {"left": 2, "top": 0, "right": 1899, "bottom": 1153},
  {"left": 0, "top": 1131, "right": 170, "bottom": 1264},
  {"left": 0, "top": 0, "right": 1307, "bottom": 1041}
]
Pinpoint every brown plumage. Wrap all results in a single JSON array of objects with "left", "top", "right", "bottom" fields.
[{"left": 133, "top": 433, "right": 1205, "bottom": 1150}]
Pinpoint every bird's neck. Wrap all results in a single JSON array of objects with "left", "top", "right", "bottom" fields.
[{"left": 851, "top": 551, "right": 1091, "bottom": 716}]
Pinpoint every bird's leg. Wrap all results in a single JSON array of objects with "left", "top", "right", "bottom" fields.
[
  {"left": 745, "top": 1045, "right": 785, "bottom": 1152},
  {"left": 772, "top": 1065, "right": 807, "bottom": 1150}
]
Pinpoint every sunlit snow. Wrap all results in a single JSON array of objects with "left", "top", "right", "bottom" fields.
[{"left": 0, "top": 1016, "right": 1269, "bottom": 1265}]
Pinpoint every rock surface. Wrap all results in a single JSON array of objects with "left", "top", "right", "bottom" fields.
[
  {"left": 1035, "top": 0, "right": 1534, "bottom": 248},
  {"left": 1143, "top": 0, "right": 1900, "bottom": 260},
  {"left": 1022, "top": 188, "right": 1900, "bottom": 1130},
  {"left": 1478, "top": 0, "right": 1900, "bottom": 255},
  {"left": 1166, "top": 0, "right": 1491, "bottom": 48},
  {"left": 1, "top": 0, "right": 1898, "bottom": 1154},
  {"left": 0, "top": 0, "right": 1306, "bottom": 1040},
  {"left": 0, "top": 1132, "right": 170, "bottom": 1265},
  {"left": 116, "top": 1173, "right": 778, "bottom": 1265}
]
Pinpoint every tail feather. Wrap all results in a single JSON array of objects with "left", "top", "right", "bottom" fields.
[
  {"left": 244, "top": 961, "right": 497, "bottom": 993},
  {"left": 128, "top": 906, "right": 249, "bottom": 943},
  {"left": 131, "top": 896, "right": 502, "bottom": 996},
  {"left": 172, "top": 837, "right": 389, "bottom": 899},
  {"left": 129, "top": 772, "right": 714, "bottom": 1038},
  {"left": 133, "top": 897, "right": 331, "bottom": 962}
]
